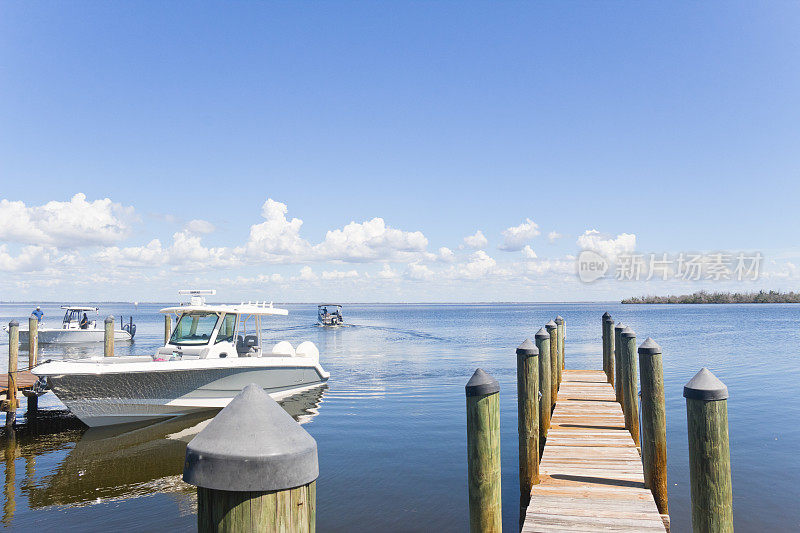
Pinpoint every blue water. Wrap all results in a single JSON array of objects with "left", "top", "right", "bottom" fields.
[{"left": 1, "top": 302, "right": 798, "bottom": 531}]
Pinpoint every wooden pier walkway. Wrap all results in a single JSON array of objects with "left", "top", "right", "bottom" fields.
[
  {"left": 522, "top": 369, "right": 667, "bottom": 532},
  {"left": 1, "top": 370, "right": 38, "bottom": 406}
]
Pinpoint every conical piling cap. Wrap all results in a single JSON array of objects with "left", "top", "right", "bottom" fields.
[
  {"left": 183, "top": 384, "right": 319, "bottom": 491},
  {"left": 545, "top": 319, "right": 557, "bottom": 330},
  {"left": 683, "top": 368, "right": 728, "bottom": 401},
  {"left": 555, "top": 316, "right": 564, "bottom": 325},
  {"left": 9, "top": 320, "right": 18, "bottom": 327},
  {"left": 621, "top": 326, "right": 635, "bottom": 338},
  {"left": 602, "top": 312, "right": 612, "bottom": 321},
  {"left": 465, "top": 368, "right": 500, "bottom": 397},
  {"left": 614, "top": 322, "right": 625, "bottom": 331},
  {"left": 516, "top": 338, "right": 539, "bottom": 357},
  {"left": 638, "top": 337, "right": 662, "bottom": 355},
  {"left": 534, "top": 327, "right": 550, "bottom": 340}
]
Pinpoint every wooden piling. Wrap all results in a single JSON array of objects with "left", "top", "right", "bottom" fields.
[
  {"left": 516, "top": 339, "right": 540, "bottom": 510},
  {"left": 535, "top": 327, "right": 551, "bottom": 450},
  {"left": 684, "top": 368, "right": 733, "bottom": 533},
  {"left": 555, "top": 316, "right": 565, "bottom": 382},
  {"left": 164, "top": 314, "right": 172, "bottom": 344},
  {"left": 614, "top": 322, "right": 625, "bottom": 406},
  {"left": 184, "top": 384, "right": 319, "bottom": 532},
  {"left": 27, "top": 316, "right": 38, "bottom": 369},
  {"left": 620, "top": 326, "right": 640, "bottom": 447},
  {"left": 104, "top": 316, "right": 114, "bottom": 358},
  {"left": 545, "top": 321, "right": 558, "bottom": 405},
  {"left": 466, "top": 369, "right": 501, "bottom": 533},
  {"left": 5, "top": 321, "right": 19, "bottom": 427},
  {"left": 602, "top": 312, "right": 614, "bottom": 385},
  {"left": 638, "top": 338, "right": 668, "bottom": 514}
]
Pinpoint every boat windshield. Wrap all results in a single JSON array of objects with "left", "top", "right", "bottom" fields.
[{"left": 169, "top": 312, "right": 219, "bottom": 345}]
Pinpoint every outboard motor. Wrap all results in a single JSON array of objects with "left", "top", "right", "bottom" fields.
[{"left": 122, "top": 316, "right": 137, "bottom": 340}]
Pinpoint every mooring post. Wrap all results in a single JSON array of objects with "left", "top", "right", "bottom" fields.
[
  {"left": 465, "top": 368, "right": 501, "bottom": 533},
  {"left": 104, "top": 316, "right": 114, "bottom": 358},
  {"left": 684, "top": 368, "right": 733, "bottom": 533},
  {"left": 638, "top": 338, "right": 668, "bottom": 514},
  {"left": 602, "top": 312, "right": 614, "bottom": 385},
  {"left": 614, "top": 322, "right": 625, "bottom": 406},
  {"left": 545, "top": 320, "right": 558, "bottom": 405},
  {"left": 164, "top": 314, "right": 172, "bottom": 344},
  {"left": 516, "top": 339, "right": 540, "bottom": 513},
  {"left": 620, "top": 326, "right": 640, "bottom": 447},
  {"left": 27, "top": 316, "right": 38, "bottom": 369},
  {"left": 5, "top": 321, "right": 19, "bottom": 428},
  {"left": 184, "top": 383, "right": 318, "bottom": 532},
  {"left": 535, "top": 327, "right": 552, "bottom": 451},
  {"left": 555, "top": 316, "right": 565, "bottom": 382}
]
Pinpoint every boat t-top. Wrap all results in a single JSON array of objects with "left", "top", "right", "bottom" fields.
[
  {"left": 8, "top": 306, "right": 135, "bottom": 345},
  {"left": 32, "top": 290, "right": 329, "bottom": 427},
  {"left": 318, "top": 304, "right": 344, "bottom": 327}
]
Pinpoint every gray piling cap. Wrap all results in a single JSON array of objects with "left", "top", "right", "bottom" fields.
[
  {"left": 621, "top": 326, "right": 635, "bottom": 338},
  {"left": 465, "top": 368, "right": 500, "bottom": 397},
  {"left": 545, "top": 319, "right": 557, "bottom": 330},
  {"left": 555, "top": 316, "right": 564, "bottom": 325},
  {"left": 105, "top": 315, "right": 114, "bottom": 323},
  {"left": 183, "top": 384, "right": 319, "bottom": 492},
  {"left": 516, "top": 338, "right": 539, "bottom": 357},
  {"left": 683, "top": 368, "right": 728, "bottom": 401},
  {"left": 614, "top": 322, "right": 625, "bottom": 331},
  {"left": 9, "top": 320, "right": 18, "bottom": 327},
  {"left": 638, "top": 337, "right": 662, "bottom": 355},
  {"left": 534, "top": 327, "right": 550, "bottom": 340},
  {"left": 602, "top": 312, "right": 611, "bottom": 320}
]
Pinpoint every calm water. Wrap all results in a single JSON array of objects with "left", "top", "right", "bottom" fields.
[{"left": 1, "top": 302, "right": 798, "bottom": 532}]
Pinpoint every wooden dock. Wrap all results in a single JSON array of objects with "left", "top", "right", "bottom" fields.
[
  {"left": 522, "top": 369, "right": 668, "bottom": 532},
  {"left": 1, "top": 370, "right": 38, "bottom": 407}
]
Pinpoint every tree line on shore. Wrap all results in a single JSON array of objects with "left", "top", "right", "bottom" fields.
[{"left": 621, "top": 290, "right": 800, "bottom": 304}]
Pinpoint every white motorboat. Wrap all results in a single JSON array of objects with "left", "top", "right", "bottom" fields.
[
  {"left": 9, "top": 306, "right": 135, "bottom": 345},
  {"left": 317, "top": 304, "right": 344, "bottom": 327},
  {"left": 33, "top": 291, "right": 329, "bottom": 427}
]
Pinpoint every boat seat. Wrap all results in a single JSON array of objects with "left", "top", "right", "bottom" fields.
[{"left": 237, "top": 335, "right": 260, "bottom": 356}]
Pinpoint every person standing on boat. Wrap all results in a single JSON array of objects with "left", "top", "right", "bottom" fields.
[
  {"left": 80, "top": 313, "right": 89, "bottom": 329},
  {"left": 31, "top": 306, "right": 44, "bottom": 322}
]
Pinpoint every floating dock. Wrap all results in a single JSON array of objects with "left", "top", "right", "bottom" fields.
[{"left": 522, "top": 369, "right": 667, "bottom": 532}]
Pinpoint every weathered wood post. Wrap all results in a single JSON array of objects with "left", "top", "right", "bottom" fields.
[
  {"left": 3, "top": 427, "right": 16, "bottom": 524},
  {"left": 684, "top": 368, "right": 733, "bottom": 533},
  {"left": 184, "top": 384, "right": 318, "bottom": 532},
  {"left": 620, "top": 326, "right": 640, "bottom": 447},
  {"left": 535, "top": 327, "right": 552, "bottom": 452},
  {"left": 27, "top": 316, "right": 38, "bottom": 369},
  {"left": 5, "top": 321, "right": 19, "bottom": 427},
  {"left": 638, "top": 338, "right": 668, "bottom": 515},
  {"left": 465, "top": 368, "right": 501, "bottom": 533},
  {"left": 545, "top": 320, "right": 558, "bottom": 405},
  {"left": 602, "top": 312, "right": 614, "bottom": 385},
  {"left": 104, "top": 316, "right": 114, "bottom": 358},
  {"left": 516, "top": 339, "right": 539, "bottom": 513},
  {"left": 164, "top": 314, "right": 172, "bottom": 344},
  {"left": 555, "top": 316, "right": 565, "bottom": 383},
  {"left": 614, "top": 322, "right": 625, "bottom": 406}
]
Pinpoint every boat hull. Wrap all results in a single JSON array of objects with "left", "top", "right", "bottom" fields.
[
  {"left": 19, "top": 329, "right": 132, "bottom": 345},
  {"left": 44, "top": 364, "right": 328, "bottom": 427}
]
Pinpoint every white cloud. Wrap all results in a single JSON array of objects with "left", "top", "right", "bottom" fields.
[
  {"left": 240, "top": 199, "right": 311, "bottom": 261},
  {"left": 463, "top": 230, "right": 488, "bottom": 249},
  {"left": 297, "top": 265, "right": 318, "bottom": 281},
  {"left": 321, "top": 269, "right": 359, "bottom": 280},
  {"left": 314, "top": 217, "right": 428, "bottom": 262},
  {"left": 405, "top": 263, "right": 435, "bottom": 281},
  {"left": 0, "top": 193, "right": 135, "bottom": 247},
  {"left": 438, "top": 247, "right": 456, "bottom": 262},
  {"left": 577, "top": 230, "right": 636, "bottom": 261},
  {"left": 0, "top": 245, "right": 53, "bottom": 272},
  {"left": 548, "top": 231, "right": 563, "bottom": 243},
  {"left": 377, "top": 264, "right": 400, "bottom": 279},
  {"left": 522, "top": 245, "right": 538, "bottom": 259},
  {"left": 499, "top": 218, "right": 540, "bottom": 251},
  {"left": 185, "top": 219, "right": 216, "bottom": 234},
  {"left": 454, "top": 250, "right": 499, "bottom": 279}
]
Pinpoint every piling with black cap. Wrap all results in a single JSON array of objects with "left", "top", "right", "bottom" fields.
[
  {"left": 555, "top": 316, "right": 565, "bottom": 382},
  {"left": 465, "top": 368, "right": 501, "bottom": 532},
  {"left": 5, "top": 321, "right": 19, "bottom": 427},
  {"left": 184, "top": 384, "right": 319, "bottom": 532},
  {"left": 602, "top": 313, "right": 614, "bottom": 385},
  {"left": 27, "top": 316, "right": 38, "bottom": 369},
  {"left": 545, "top": 320, "right": 558, "bottom": 405},
  {"left": 620, "top": 326, "right": 640, "bottom": 447},
  {"left": 638, "top": 338, "right": 668, "bottom": 514},
  {"left": 516, "top": 339, "right": 539, "bottom": 511},
  {"left": 684, "top": 368, "right": 732, "bottom": 533},
  {"left": 104, "top": 316, "right": 114, "bottom": 358},
  {"left": 535, "top": 327, "right": 552, "bottom": 451},
  {"left": 614, "top": 322, "right": 625, "bottom": 406}
]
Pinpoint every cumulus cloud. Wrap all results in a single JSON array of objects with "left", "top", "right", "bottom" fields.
[
  {"left": 576, "top": 230, "right": 636, "bottom": 261},
  {"left": 463, "top": 230, "right": 488, "bottom": 249},
  {"left": 240, "top": 199, "right": 311, "bottom": 261},
  {"left": 321, "top": 269, "right": 359, "bottom": 280},
  {"left": 0, "top": 193, "right": 135, "bottom": 247},
  {"left": 438, "top": 247, "right": 456, "bottom": 262},
  {"left": 499, "top": 218, "right": 540, "bottom": 251},
  {"left": 0, "top": 245, "right": 54, "bottom": 272},
  {"left": 185, "top": 219, "right": 216, "bottom": 234},
  {"left": 548, "top": 231, "right": 563, "bottom": 243},
  {"left": 314, "top": 217, "right": 428, "bottom": 262},
  {"left": 405, "top": 263, "right": 435, "bottom": 281},
  {"left": 377, "top": 264, "right": 400, "bottom": 279},
  {"left": 297, "top": 265, "right": 318, "bottom": 281},
  {"left": 454, "top": 250, "right": 499, "bottom": 279},
  {"left": 522, "top": 245, "right": 538, "bottom": 259}
]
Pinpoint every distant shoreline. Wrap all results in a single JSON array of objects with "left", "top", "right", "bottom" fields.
[{"left": 622, "top": 290, "right": 800, "bottom": 304}]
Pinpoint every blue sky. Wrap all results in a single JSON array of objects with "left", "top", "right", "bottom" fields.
[{"left": 1, "top": 2, "right": 798, "bottom": 302}]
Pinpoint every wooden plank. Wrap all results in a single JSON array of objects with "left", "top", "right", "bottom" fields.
[
  {"left": 0, "top": 370, "right": 38, "bottom": 390},
  {"left": 522, "top": 369, "right": 666, "bottom": 532}
]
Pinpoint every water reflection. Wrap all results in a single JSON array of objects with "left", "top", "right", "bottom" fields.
[{"left": 1, "top": 385, "right": 326, "bottom": 523}]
